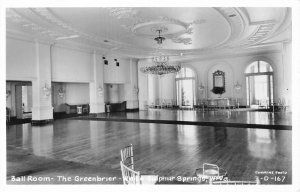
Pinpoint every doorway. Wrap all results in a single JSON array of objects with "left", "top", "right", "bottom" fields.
[
  {"left": 245, "top": 61, "right": 274, "bottom": 108},
  {"left": 176, "top": 67, "right": 196, "bottom": 107},
  {"left": 6, "top": 81, "right": 32, "bottom": 122}
]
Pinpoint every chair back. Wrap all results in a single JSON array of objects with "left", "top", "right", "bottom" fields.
[
  {"left": 203, "top": 163, "right": 219, "bottom": 176},
  {"left": 120, "top": 144, "right": 134, "bottom": 169},
  {"left": 120, "top": 161, "right": 141, "bottom": 185}
]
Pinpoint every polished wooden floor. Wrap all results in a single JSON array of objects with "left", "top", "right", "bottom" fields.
[
  {"left": 7, "top": 115, "right": 292, "bottom": 184},
  {"left": 81, "top": 109, "right": 292, "bottom": 130}
]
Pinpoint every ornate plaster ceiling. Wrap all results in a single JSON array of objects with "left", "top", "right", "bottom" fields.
[{"left": 6, "top": 7, "right": 291, "bottom": 60}]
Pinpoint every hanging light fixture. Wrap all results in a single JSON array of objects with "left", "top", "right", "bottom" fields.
[
  {"left": 140, "top": 29, "right": 181, "bottom": 76},
  {"left": 234, "top": 81, "right": 242, "bottom": 91}
]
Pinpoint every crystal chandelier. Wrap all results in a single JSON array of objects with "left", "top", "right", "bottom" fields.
[{"left": 140, "top": 29, "right": 181, "bottom": 76}]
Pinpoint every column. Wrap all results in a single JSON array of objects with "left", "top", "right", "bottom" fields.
[
  {"left": 31, "top": 41, "right": 53, "bottom": 124},
  {"left": 125, "top": 58, "right": 139, "bottom": 110},
  {"left": 138, "top": 60, "right": 149, "bottom": 110},
  {"left": 89, "top": 51, "right": 105, "bottom": 113}
]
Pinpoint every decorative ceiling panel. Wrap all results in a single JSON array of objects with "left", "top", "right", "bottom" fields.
[{"left": 6, "top": 7, "right": 291, "bottom": 60}]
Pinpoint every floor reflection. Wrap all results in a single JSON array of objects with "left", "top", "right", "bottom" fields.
[
  {"left": 7, "top": 119, "right": 292, "bottom": 183},
  {"left": 177, "top": 125, "right": 198, "bottom": 146},
  {"left": 32, "top": 124, "right": 53, "bottom": 157},
  {"left": 247, "top": 129, "right": 277, "bottom": 159}
]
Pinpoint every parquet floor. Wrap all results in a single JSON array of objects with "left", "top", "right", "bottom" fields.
[{"left": 7, "top": 113, "right": 292, "bottom": 184}]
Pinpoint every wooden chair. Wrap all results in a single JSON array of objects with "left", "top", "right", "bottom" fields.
[
  {"left": 120, "top": 144, "right": 158, "bottom": 185},
  {"left": 120, "top": 144, "right": 134, "bottom": 169},
  {"left": 120, "top": 161, "right": 158, "bottom": 185},
  {"left": 207, "top": 100, "right": 217, "bottom": 110},
  {"left": 120, "top": 161, "right": 141, "bottom": 184},
  {"left": 149, "top": 101, "right": 155, "bottom": 108},
  {"left": 203, "top": 163, "right": 219, "bottom": 176},
  {"left": 210, "top": 177, "right": 260, "bottom": 185},
  {"left": 258, "top": 100, "right": 268, "bottom": 109},
  {"left": 166, "top": 99, "right": 172, "bottom": 108}
]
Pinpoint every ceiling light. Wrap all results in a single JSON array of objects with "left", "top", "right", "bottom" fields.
[{"left": 140, "top": 29, "right": 181, "bottom": 76}]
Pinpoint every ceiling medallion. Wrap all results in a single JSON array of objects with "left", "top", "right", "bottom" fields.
[
  {"left": 124, "top": 16, "right": 206, "bottom": 45},
  {"left": 140, "top": 30, "right": 181, "bottom": 76}
]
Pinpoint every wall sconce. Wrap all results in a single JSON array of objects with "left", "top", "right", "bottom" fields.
[
  {"left": 98, "top": 86, "right": 103, "bottom": 96},
  {"left": 6, "top": 90, "right": 11, "bottom": 99},
  {"left": 234, "top": 81, "right": 242, "bottom": 93},
  {"left": 58, "top": 87, "right": 65, "bottom": 98},
  {"left": 42, "top": 83, "right": 51, "bottom": 97},
  {"left": 198, "top": 83, "right": 205, "bottom": 94},
  {"left": 133, "top": 85, "right": 139, "bottom": 95}
]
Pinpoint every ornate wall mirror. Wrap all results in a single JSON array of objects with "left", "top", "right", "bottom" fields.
[{"left": 212, "top": 70, "right": 225, "bottom": 95}]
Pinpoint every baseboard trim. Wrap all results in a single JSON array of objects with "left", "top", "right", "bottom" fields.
[
  {"left": 31, "top": 119, "right": 53, "bottom": 125},
  {"left": 126, "top": 108, "right": 139, "bottom": 112}
]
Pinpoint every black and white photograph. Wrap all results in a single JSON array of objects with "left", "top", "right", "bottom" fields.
[{"left": 2, "top": 1, "right": 300, "bottom": 192}]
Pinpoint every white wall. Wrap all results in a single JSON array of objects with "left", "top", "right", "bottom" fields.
[
  {"left": 138, "top": 47, "right": 292, "bottom": 107},
  {"left": 65, "top": 83, "right": 90, "bottom": 105},
  {"left": 104, "top": 84, "right": 125, "bottom": 103},
  {"left": 103, "top": 56, "right": 130, "bottom": 84},
  {"left": 52, "top": 47, "right": 93, "bottom": 83},
  {"left": 7, "top": 37, "right": 133, "bottom": 116},
  {"left": 185, "top": 51, "right": 291, "bottom": 106},
  {"left": 6, "top": 38, "right": 36, "bottom": 80}
]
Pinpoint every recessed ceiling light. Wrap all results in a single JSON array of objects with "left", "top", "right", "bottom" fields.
[{"left": 229, "top": 14, "right": 236, "bottom": 17}]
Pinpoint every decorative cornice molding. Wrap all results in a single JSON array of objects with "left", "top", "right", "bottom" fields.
[
  {"left": 6, "top": 8, "right": 289, "bottom": 61},
  {"left": 7, "top": 8, "right": 67, "bottom": 40},
  {"left": 173, "top": 49, "right": 282, "bottom": 64},
  {"left": 214, "top": 7, "right": 245, "bottom": 48},
  {"left": 107, "top": 8, "right": 138, "bottom": 19}
]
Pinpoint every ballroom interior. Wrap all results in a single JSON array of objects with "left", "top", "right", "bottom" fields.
[{"left": 6, "top": 7, "right": 293, "bottom": 185}]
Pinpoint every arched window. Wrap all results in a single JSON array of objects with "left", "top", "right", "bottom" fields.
[
  {"left": 245, "top": 60, "right": 274, "bottom": 107},
  {"left": 176, "top": 67, "right": 196, "bottom": 107}
]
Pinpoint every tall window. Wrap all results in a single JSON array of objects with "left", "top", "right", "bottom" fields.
[
  {"left": 176, "top": 67, "right": 196, "bottom": 107},
  {"left": 245, "top": 60, "right": 274, "bottom": 107}
]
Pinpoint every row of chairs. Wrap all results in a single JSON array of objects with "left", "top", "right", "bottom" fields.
[
  {"left": 145, "top": 99, "right": 176, "bottom": 109},
  {"left": 120, "top": 144, "right": 259, "bottom": 185},
  {"left": 144, "top": 98, "right": 242, "bottom": 111},
  {"left": 195, "top": 99, "right": 241, "bottom": 111},
  {"left": 258, "top": 98, "right": 289, "bottom": 112}
]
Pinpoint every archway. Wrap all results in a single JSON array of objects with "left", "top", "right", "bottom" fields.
[
  {"left": 245, "top": 60, "right": 274, "bottom": 108},
  {"left": 176, "top": 67, "right": 196, "bottom": 107}
]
